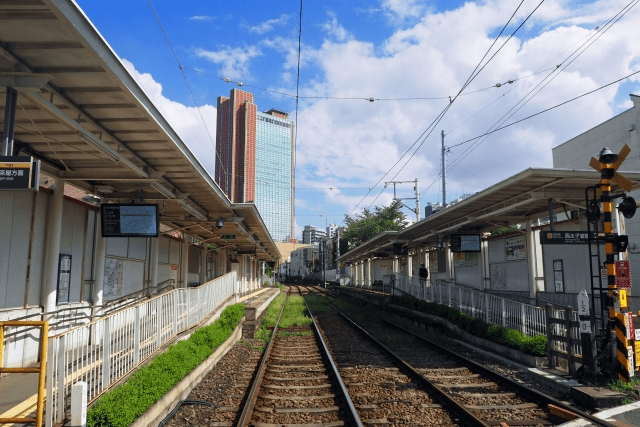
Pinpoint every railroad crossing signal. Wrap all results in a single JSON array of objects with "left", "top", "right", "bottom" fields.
[
  {"left": 589, "top": 145, "right": 636, "bottom": 382},
  {"left": 589, "top": 144, "right": 634, "bottom": 192}
]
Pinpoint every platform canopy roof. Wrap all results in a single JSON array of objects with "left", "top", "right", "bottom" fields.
[
  {"left": 338, "top": 168, "right": 640, "bottom": 263},
  {"left": 0, "top": 0, "right": 279, "bottom": 261}
]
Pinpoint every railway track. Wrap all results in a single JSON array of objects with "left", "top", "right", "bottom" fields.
[
  {"left": 300, "top": 284, "right": 617, "bottom": 427},
  {"left": 236, "top": 287, "right": 361, "bottom": 427}
]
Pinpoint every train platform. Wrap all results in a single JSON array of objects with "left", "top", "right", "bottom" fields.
[{"left": 0, "top": 286, "right": 279, "bottom": 426}]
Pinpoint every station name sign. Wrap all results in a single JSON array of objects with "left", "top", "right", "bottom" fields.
[
  {"left": 0, "top": 156, "right": 39, "bottom": 190},
  {"left": 540, "top": 231, "right": 597, "bottom": 245}
]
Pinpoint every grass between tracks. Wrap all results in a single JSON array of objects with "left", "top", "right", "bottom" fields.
[
  {"left": 86, "top": 303, "right": 245, "bottom": 427},
  {"left": 255, "top": 294, "right": 312, "bottom": 343}
]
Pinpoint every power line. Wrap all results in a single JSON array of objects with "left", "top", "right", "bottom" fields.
[
  {"left": 183, "top": 66, "right": 551, "bottom": 101},
  {"left": 360, "top": 0, "right": 541, "bottom": 214},
  {"left": 446, "top": 0, "right": 639, "bottom": 172},
  {"left": 293, "top": 0, "right": 302, "bottom": 228},
  {"left": 147, "top": 1, "right": 231, "bottom": 193},
  {"left": 444, "top": 69, "right": 640, "bottom": 149}
]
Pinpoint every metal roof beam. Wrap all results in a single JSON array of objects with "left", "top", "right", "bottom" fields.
[{"left": 23, "top": 92, "right": 148, "bottom": 178}]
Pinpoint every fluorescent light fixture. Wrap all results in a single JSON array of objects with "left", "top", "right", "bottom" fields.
[
  {"left": 180, "top": 200, "right": 208, "bottom": 221},
  {"left": 151, "top": 181, "right": 175, "bottom": 199}
]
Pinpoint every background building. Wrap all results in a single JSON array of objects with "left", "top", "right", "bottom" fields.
[
  {"left": 303, "top": 225, "right": 326, "bottom": 244},
  {"left": 215, "top": 89, "right": 257, "bottom": 203},
  {"left": 255, "top": 109, "right": 295, "bottom": 242},
  {"left": 215, "top": 91, "right": 295, "bottom": 242}
]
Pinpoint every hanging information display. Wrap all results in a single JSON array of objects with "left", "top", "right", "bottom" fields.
[
  {"left": 101, "top": 204, "right": 159, "bottom": 237},
  {"left": 450, "top": 234, "right": 481, "bottom": 252}
]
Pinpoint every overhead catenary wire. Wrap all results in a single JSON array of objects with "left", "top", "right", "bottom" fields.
[
  {"left": 183, "top": 66, "right": 554, "bottom": 101},
  {"left": 444, "top": 69, "right": 640, "bottom": 151},
  {"left": 356, "top": 0, "right": 540, "bottom": 214},
  {"left": 446, "top": 0, "right": 640, "bottom": 172}
]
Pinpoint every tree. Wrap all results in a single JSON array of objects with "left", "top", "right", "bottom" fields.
[{"left": 340, "top": 200, "right": 407, "bottom": 252}]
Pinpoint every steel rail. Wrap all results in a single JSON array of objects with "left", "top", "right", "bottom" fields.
[
  {"left": 382, "top": 318, "right": 618, "bottom": 427},
  {"left": 299, "top": 286, "right": 363, "bottom": 427},
  {"left": 326, "top": 300, "right": 487, "bottom": 427},
  {"left": 316, "top": 285, "right": 618, "bottom": 427},
  {"left": 236, "top": 290, "right": 290, "bottom": 426}
]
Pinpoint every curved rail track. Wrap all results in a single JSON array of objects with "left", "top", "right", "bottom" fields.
[{"left": 299, "top": 284, "right": 617, "bottom": 427}]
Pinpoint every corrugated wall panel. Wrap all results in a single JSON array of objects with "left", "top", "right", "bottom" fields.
[
  {"left": 0, "top": 192, "right": 15, "bottom": 308},
  {"left": 159, "top": 237, "right": 170, "bottom": 264},
  {"left": 129, "top": 237, "right": 147, "bottom": 261},
  {"left": 5, "top": 192, "right": 33, "bottom": 309},
  {"left": 28, "top": 191, "right": 49, "bottom": 307},
  {"left": 70, "top": 203, "right": 87, "bottom": 303}
]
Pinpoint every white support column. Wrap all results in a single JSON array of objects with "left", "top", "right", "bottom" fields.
[
  {"left": 148, "top": 236, "right": 159, "bottom": 293},
  {"left": 359, "top": 261, "right": 364, "bottom": 287},
  {"left": 526, "top": 219, "right": 537, "bottom": 300},
  {"left": 42, "top": 177, "right": 65, "bottom": 315},
  {"left": 481, "top": 239, "right": 490, "bottom": 290},
  {"left": 407, "top": 252, "right": 413, "bottom": 279},
  {"left": 446, "top": 245, "right": 453, "bottom": 282},
  {"left": 367, "top": 259, "right": 372, "bottom": 289},
  {"left": 92, "top": 208, "right": 107, "bottom": 316},
  {"left": 181, "top": 234, "right": 189, "bottom": 288}
]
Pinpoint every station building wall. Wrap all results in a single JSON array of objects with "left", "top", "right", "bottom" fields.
[{"left": 487, "top": 234, "right": 529, "bottom": 295}]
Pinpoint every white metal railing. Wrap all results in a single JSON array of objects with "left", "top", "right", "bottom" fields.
[
  {"left": 385, "top": 273, "right": 547, "bottom": 337},
  {"left": 45, "top": 271, "right": 237, "bottom": 427}
]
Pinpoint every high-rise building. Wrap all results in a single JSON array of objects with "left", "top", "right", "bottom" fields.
[
  {"left": 255, "top": 109, "right": 294, "bottom": 242},
  {"left": 215, "top": 90, "right": 294, "bottom": 242},
  {"left": 215, "top": 89, "right": 257, "bottom": 203}
]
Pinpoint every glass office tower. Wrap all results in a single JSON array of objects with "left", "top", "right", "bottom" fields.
[{"left": 255, "top": 109, "right": 294, "bottom": 242}]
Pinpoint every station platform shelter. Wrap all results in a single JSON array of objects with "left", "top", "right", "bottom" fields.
[
  {"left": 0, "top": 0, "right": 279, "bottom": 382},
  {"left": 338, "top": 168, "right": 640, "bottom": 332}
]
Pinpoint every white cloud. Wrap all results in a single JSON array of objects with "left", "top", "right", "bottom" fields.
[
  {"left": 244, "top": 14, "right": 289, "bottom": 35},
  {"left": 321, "top": 12, "right": 352, "bottom": 42},
  {"left": 287, "top": 0, "right": 640, "bottom": 214},
  {"left": 381, "top": 0, "right": 427, "bottom": 20},
  {"left": 190, "top": 15, "right": 214, "bottom": 21},
  {"left": 120, "top": 59, "right": 218, "bottom": 179},
  {"left": 195, "top": 45, "right": 263, "bottom": 80}
]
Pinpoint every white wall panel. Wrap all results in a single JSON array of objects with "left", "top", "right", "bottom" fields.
[
  {"left": 157, "top": 263, "right": 177, "bottom": 287},
  {"left": 122, "top": 260, "right": 144, "bottom": 296},
  {"left": 129, "top": 238, "right": 147, "bottom": 261},
  {"left": 488, "top": 239, "right": 505, "bottom": 263},
  {"left": 106, "top": 237, "right": 128, "bottom": 258},
  {"left": 58, "top": 201, "right": 87, "bottom": 304},
  {"left": 455, "top": 265, "right": 482, "bottom": 289},
  {"left": 84, "top": 210, "right": 96, "bottom": 280},
  {"left": 159, "top": 237, "right": 170, "bottom": 264},
  {"left": 5, "top": 193, "right": 32, "bottom": 309},
  {"left": 169, "top": 239, "right": 180, "bottom": 265}
]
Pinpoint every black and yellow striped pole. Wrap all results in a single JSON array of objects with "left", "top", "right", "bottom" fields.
[{"left": 596, "top": 147, "right": 632, "bottom": 382}]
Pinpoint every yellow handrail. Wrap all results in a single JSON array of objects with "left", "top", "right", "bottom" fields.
[{"left": 0, "top": 321, "right": 48, "bottom": 426}]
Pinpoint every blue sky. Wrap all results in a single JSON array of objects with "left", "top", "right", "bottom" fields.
[{"left": 76, "top": 0, "right": 640, "bottom": 239}]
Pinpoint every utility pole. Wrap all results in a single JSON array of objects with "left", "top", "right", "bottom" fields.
[
  {"left": 442, "top": 130, "right": 447, "bottom": 208},
  {"left": 414, "top": 178, "right": 420, "bottom": 222},
  {"left": 385, "top": 179, "right": 420, "bottom": 222}
]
